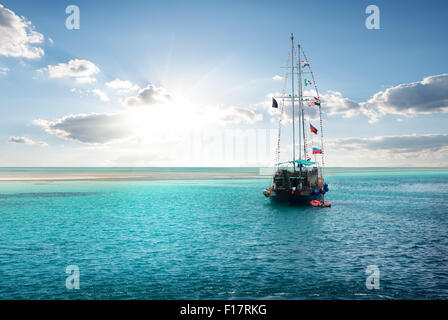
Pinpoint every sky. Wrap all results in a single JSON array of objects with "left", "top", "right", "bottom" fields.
[{"left": 0, "top": 0, "right": 447, "bottom": 166}]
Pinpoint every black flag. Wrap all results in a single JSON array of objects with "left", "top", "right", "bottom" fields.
[{"left": 272, "top": 98, "right": 278, "bottom": 108}]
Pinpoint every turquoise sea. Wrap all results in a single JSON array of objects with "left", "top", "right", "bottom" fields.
[{"left": 0, "top": 167, "right": 447, "bottom": 299}]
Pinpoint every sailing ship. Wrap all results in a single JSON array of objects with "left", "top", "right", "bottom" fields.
[{"left": 263, "top": 34, "right": 330, "bottom": 206}]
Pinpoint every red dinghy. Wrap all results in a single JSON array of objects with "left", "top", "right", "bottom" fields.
[{"left": 310, "top": 200, "right": 331, "bottom": 207}]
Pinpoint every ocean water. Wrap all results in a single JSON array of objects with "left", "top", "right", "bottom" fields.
[{"left": 0, "top": 167, "right": 447, "bottom": 299}]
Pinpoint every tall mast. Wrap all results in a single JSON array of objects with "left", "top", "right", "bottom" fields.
[
  {"left": 290, "top": 33, "right": 296, "bottom": 169},
  {"left": 298, "top": 44, "right": 306, "bottom": 160},
  {"left": 297, "top": 43, "right": 303, "bottom": 166}
]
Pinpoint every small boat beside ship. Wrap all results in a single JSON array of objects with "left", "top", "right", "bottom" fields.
[{"left": 263, "top": 34, "right": 330, "bottom": 206}]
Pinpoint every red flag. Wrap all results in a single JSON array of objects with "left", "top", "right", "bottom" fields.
[{"left": 310, "top": 124, "right": 318, "bottom": 135}]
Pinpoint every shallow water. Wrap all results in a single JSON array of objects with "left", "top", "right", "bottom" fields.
[{"left": 0, "top": 168, "right": 447, "bottom": 299}]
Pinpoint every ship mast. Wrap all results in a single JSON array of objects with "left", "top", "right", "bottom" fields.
[
  {"left": 297, "top": 44, "right": 306, "bottom": 162},
  {"left": 290, "top": 33, "right": 296, "bottom": 171},
  {"left": 273, "top": 35, "right": 325, "bottom": 176},
  {"left": 291, "top": 34, "right": 305, "bottom": 173}
]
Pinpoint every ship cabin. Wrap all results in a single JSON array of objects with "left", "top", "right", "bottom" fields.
[{"left": 273, "top": 166, "right": 319, "bottom": 191}]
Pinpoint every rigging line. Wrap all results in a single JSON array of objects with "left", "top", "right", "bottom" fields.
[
  {"left": 275, "top": 51, "right": 290, "bottom": 166},
  {"left": 298, "top": 44, "right": 308, "bottom": 162},
  {"left": 290, "top": 34, "right": 297, "bottom": 170},
  {"left": 303, "top": 110, "right": 308, "bottom": 160},
  {"left": 294, "top": 44, "right": 301, "bottom": 172},
  {"left": 301, "top": 47, "right": 326, "bottom": 176}
]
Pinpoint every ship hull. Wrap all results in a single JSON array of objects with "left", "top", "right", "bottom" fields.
[{"left": 269, "top": 191, "right": 320, "bottom": 205}]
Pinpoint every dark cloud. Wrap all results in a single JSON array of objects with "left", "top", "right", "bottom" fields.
[
  {"left": 33, "top": 113, "right": 132, "bottom": 144},
  {"left": 328, "top": 134, "right": 448, "bottom": 153},
  {"left": 318, "top": 74, "right": 448, "bottom": 122},
  {"left": 362, "top": 73, "right": 448, "bottom": 120},
  {"left": 8, "top": 136, "right": 47, "bottom": 146},
  {"left": 124, "top": 85, "right": 171, "bottom": 107},
  {"left": 0, "top": 5, "right": 15, "bottom": 27}
]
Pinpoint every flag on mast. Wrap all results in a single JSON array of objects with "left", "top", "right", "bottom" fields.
[
  {"left": 310, "top": 124, "right": 318, "bottom": 135},
  {"left": 272, "top": 98, "right": 278, "bottom": 108},
  {"left": 312, "top": 147, "right": 323, "bottom": 154}
]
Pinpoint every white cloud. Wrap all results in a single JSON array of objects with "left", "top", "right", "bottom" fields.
[
  {"left": 75, "top": 76, "right": 97, "bottom": 84},
  {"left": 8, "top": 136, "right": 47, "bottom": 146},
  {"left": 0, "top": 66, "right": 9, "bottom": 75},
  {"left": 33, "top": 113, "right": 132, "bottom": 144},
  {"left": 218, "top": 107, "right": 263, "bottom": 124},
  {"left": 272, "top": 75, "right": 283, "bottom": 81},
  {"left": 33, "top": 104, "right": 263, "bottom": 146},
  {"left": 0, "top": 4, "right": 44, "bottom": 58},
  {"left": 42, "top": 59, "right": 100, "bottom": 84},
  {"left": 106, "top": 78, "right": 139, "bottom": 93},
  {"left": 320, "top": 90, "right": 361, "bottom": 118},
  {"left": 91, "top": 89, "right": 109, "bottom": 102},
  {"left": 258, "top": 92, "right": 319, "bottom": 123},
  {"left": 106, "top": 79, "right": 133, "bottom": 89},
  {"left": 123, "top": 85, "right": 172, "bottom": 107}
]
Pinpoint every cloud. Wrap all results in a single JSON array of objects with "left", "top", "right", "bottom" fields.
[
  {"left": 0, "top": 66, "right": 9, "bottom": 75},
  {"left": 106, "top": 78, "right": 139, "bottom": 93},
  {"left": 33, "top": 113, "right": 132, "bottom": 144},
  {"left": 259, "top": 92, "right": 319, "bottom": 122},
  {"left": 361, "top": 73, "right": 448, "bottom": 121},
  {"left": 91, "top": 89, "right": 109, "bottom": 101},
  {"left": 8, "top": 136, "right": 47, "bottom": 146},
  {"left": 319, "top": 74, "right": 448, "bottom": 122},
  {"left": 272, "top": 75, "right": 283, "bottom": 81},
  {"left": 218, "top": 107, "right": 263, "bottom": 124},
  {"left": 327, "top": 134, "right": 448, "bottom": 154},
  {"left": 123, "top": 85, "right": 172, "bottom": 107},
  {"left": 320, "top": 91, "right": 361, "bottom": 118},
  {"left": 0, "top": 4, "right": 44, "bottom": 58},
  {"left": 42, "top": 59, "right": 100, "bottom": 84},
  {"left": 75, "top": 76, "right": 97, "bottom": 84},
  {"left": 32, "top": 95, "right": 263, "bottom": 146}
]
